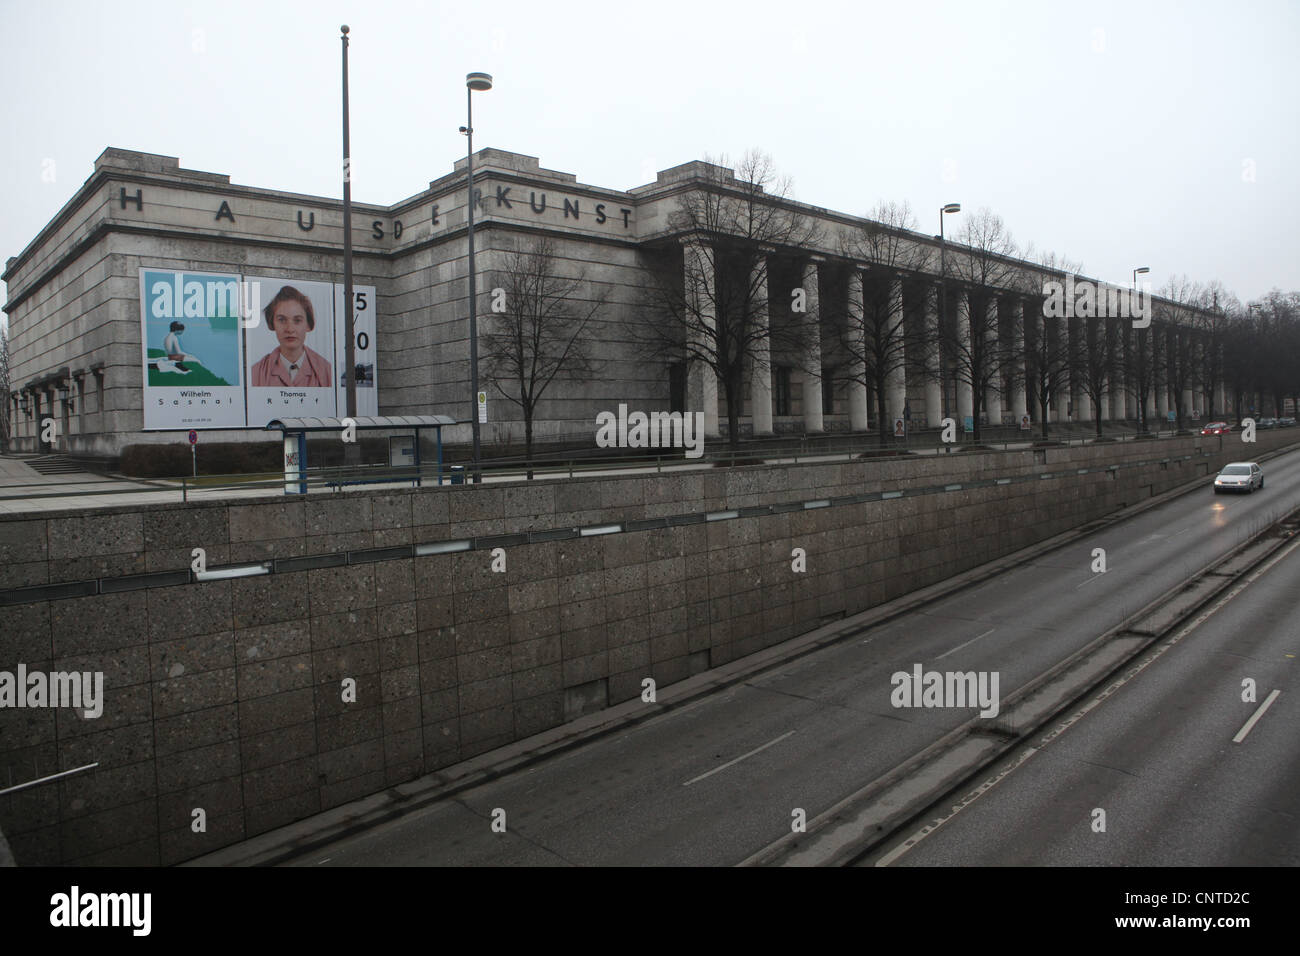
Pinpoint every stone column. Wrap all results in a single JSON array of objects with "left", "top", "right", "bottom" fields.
[
  {"left": 1050, "top": 309, "right": 1068, "bottom": 422},
  {"left": 956, "top": 289, "right": 974, "bottom": 425},
  {"left": 984, "top": 297, "right": 1002, "bottom": 425},
  {"left": 925, "top": 283, "right": 944, "bottom": 427},
  {"left": 886, "top": 276, "right": 907, "bottom": 429},
  {"left": 800, "top": 258, "right": 824, "bottom": 433},
  {"left": 847, "top": 268, "right": 869, "bottom": 431},
  {"left": 1010, "top": 297, "right": 1028, "bottom": 422},
  {"left": 1077, "top": 385, "right": 1093, "bottom": 422},
  {"left": 750, "top": 256, "right": 773, "bottom": 437},
  {"left": 684, "top": 239, "right": 720, "bottom": 437}
]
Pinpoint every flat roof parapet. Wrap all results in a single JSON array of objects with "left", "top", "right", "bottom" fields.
[
  {"left": 93, "top": 147, "right": 231, "bottom": 185},
  {"left": 654, "top": 160, "right": 740, "bottom": 187}
]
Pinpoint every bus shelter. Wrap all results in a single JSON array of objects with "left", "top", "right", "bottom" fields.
[{"left": 265, "top": 415, "right": 464, "bottom": 494}]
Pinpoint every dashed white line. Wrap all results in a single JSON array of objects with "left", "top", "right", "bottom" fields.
[
  {"left": 683, "top": 731, "right": 796, "bottom": 786},
  {"left": 935, "top": 628, "right": 995, "bottom": 661},
  {"left": 1075, "top": 574, "right": 1103, "bottom": 589},
  {"left": 1232, "top": 689, "right": 1281, "bottom": 744},
  {"left": 875, "top": 534, "right": 1300, "bottom": 866}
]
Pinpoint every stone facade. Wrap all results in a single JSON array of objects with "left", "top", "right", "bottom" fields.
[{"left": 4, "top": 147, "right": 1230, "bottom": 460}]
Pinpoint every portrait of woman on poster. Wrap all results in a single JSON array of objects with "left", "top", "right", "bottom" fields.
[{"left": 249, "top": 285, "right": 333, "bottom": 388}]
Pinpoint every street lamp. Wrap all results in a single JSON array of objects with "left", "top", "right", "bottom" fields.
[
  {"left": 1133, "top": 266, "right": 1149, "bottom": 432},
  {"left": 463, "top": 71, "right": 492, "bottom": 483},
  {"left": 939, "top": 203, "right": 960, "bottom": 419}
]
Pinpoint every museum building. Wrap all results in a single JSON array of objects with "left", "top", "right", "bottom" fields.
[{"left": 3, "top": 146, "right": 1227, "bottom": 463}]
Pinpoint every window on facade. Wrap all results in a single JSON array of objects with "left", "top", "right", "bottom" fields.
[
  {"left": 822, "top": 367, "right": 835, "bottom": 415},
  {"left": 774, "top": 366, "right": 792, "bottom": 417}
]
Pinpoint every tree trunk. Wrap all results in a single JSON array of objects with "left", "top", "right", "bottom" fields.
[
  {"left": 725, "top": 374, "right": 742, "bottom": 456},
  {"left": 524, "top": 413, "right": 534, "bottom": 481},
  {"left": 876, "top": 379, "right": 889, "bottom": 446}
]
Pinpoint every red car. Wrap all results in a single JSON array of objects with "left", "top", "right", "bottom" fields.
[{"left": 1200, "top": 421, "right": 1232, "bottom": 435}]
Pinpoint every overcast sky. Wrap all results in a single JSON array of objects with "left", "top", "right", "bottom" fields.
[{"left": 3, "top": 0, "right": 1297, "bottom": 328}]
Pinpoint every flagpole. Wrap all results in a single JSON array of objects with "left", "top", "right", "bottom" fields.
[{"left": 341, "top": 25, "right": 356, "bottom": 420}]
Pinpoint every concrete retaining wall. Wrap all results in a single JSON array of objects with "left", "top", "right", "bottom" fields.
[{"left": 0, "top": 433, "right": 1293, "bottom": 864}]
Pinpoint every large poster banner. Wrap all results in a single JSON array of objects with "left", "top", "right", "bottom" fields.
[
  {"left": 244, "top": 276, "right": 338, "bottom": 427},
  {"left": 334, "top": 284, "right": 378, "bottom": 418},
  {"left": 140, "top": 269, "right": 246, "bottom": 429}
]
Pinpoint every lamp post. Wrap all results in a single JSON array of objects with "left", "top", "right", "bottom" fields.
[
  {"left": 463, "top": 72, "right": 492, "bottom": 483},
  {"left": 939, "top": 203, "right": 960, "bottom": 420},
  {"left": 1132, "top": 266, "right": 1149, "bottom": 432}
]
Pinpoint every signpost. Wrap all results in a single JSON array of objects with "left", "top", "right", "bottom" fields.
[{"left": 188, "top": 429, "right": 198, "bottom": 476}]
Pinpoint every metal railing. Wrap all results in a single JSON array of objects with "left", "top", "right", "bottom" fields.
[{"left": 0, "top": 426, "right": 1285, "bottom": 505}]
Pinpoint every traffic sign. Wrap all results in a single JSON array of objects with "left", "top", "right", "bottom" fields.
[
  {"left": 477, "top": 390, "right": 488, "bottom": 424},
  {"left": 188, "top": 430, "right": 198, "bottom": 445}
]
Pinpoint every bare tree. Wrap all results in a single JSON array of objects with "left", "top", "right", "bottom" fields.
[
  {"left": 482, "top": 235, "right": 604, "bottom": 474},
  {"left": 637, "top": 150, "right": 823, "bottom": 452},
  {"left": 829, "top": 200, "right": 933, "bottom": 443},
  {"left": 1193, "top": 281, "right": 1238, "bottom": 421},
  {"left": 1071, "top": 310, "right": 1120, "bottom": 438},
  {"left": 1155, "top": 276, "right": 1205, "bottom": 431},
  {"left": 1018, "top": 249, "right": 1082, "bottom": 439},
  {"left": 1250, "top": 289, "right": 1300, "bottom": 416},
  {"left": 1128, "top": 317, "right": 1158, "bottom": 435},
  {"left": 944, "top": 209, "right": 1020, "bottom": 442}
]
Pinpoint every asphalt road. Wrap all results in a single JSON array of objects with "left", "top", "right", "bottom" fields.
[
  {"left": 878, "top": 526, "right": 1300, "bottom": 866},
  {"left": 289, "top": 447, "right": 1300, "bottom": 866}
]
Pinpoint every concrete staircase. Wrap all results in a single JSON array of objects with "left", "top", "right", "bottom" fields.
[{"left": 25, "top": 455, "right": 87, "bottom": 475}]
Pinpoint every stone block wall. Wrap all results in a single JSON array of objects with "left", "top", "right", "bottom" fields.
[{"left": 1, "top": 433, "right": 1294, "bottom": 864}]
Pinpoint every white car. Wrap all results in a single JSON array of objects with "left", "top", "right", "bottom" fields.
[{"left": 1213, "top": 461, "right": 1263, "bottom": 494}]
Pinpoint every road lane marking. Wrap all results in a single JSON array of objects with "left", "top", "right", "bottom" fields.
[
  {"left": 935, "top": 629, "right": 995, "bottom": 661},
  {"left": 1170, "top": 527, "right": 1191, "bottom": 537},
  {"left": 683, "top": 731, "right": 796, "bottom": 786},
  {"left": 875, "top": 534, "right": 1300, "bottom": 866},
  {"left": 1232, "top": 689, "right": 1281, "bottom": 743},
  {"left": 1075, "top": 574, "right": 1103, "bottom": 589}
]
